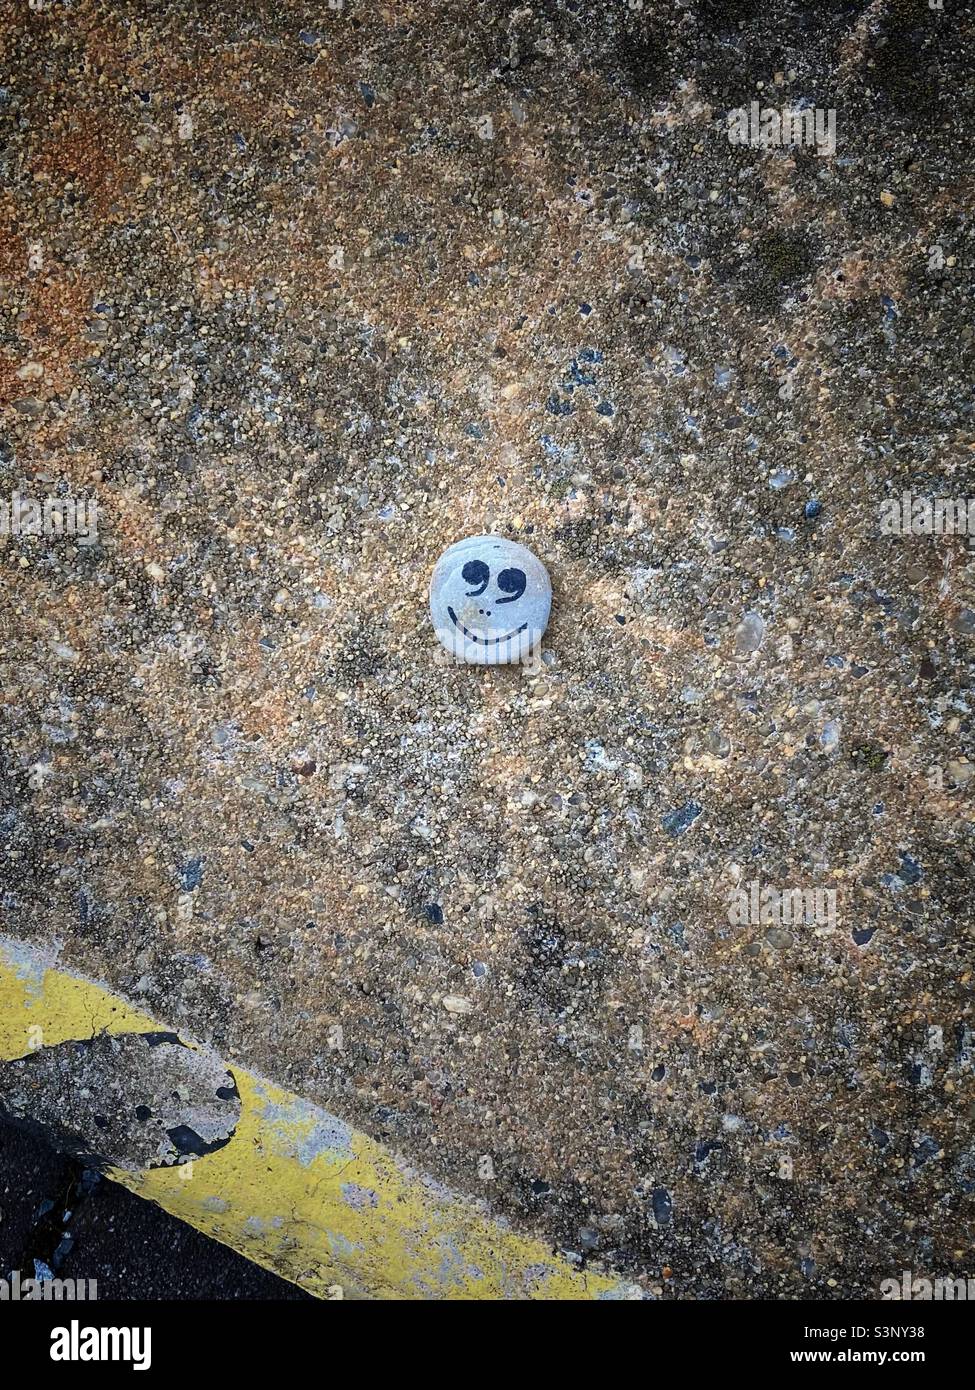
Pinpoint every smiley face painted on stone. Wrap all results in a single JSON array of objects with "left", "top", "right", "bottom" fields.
[{"left": 430, "top": 535, "right": 552, "bottom": 665}]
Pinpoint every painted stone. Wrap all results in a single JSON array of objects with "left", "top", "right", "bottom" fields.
[{"left": 430, "top": 535, "right": 552, "bottom": 665}]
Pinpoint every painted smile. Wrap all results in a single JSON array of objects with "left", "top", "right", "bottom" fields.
[{"left": 447, "top": 606, "right": 528, "bottom": 646}]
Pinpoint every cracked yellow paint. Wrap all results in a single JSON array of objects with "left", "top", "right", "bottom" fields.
[{"left": 0, "top": 935, "right": 640, "bottom": 1300}]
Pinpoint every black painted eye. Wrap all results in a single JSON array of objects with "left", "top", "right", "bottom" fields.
[
  {"left": 462, "top": 559, "right": 490, "bottom": 596},
  {"left": 496, "top": 567, "right": 527, "bottom": 604}
]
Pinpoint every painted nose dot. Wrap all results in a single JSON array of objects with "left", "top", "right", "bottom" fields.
[{"left": 430, "top": 534, "right": 552, "bottom": 666}]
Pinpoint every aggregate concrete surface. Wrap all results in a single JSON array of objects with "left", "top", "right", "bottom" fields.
[{"left": 0, "top": 0, "right": 973, "bottom": 1298}]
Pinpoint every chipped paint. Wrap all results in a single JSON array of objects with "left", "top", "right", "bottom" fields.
[
  {"left": 0, "top": 934, "right": 62, "bottom": 1001},
  {"left": 0, "top": 1032, "right": 240, "bottom": 1169},
  {"left": 0, "top": 935, "right": 642, "bottom": 1301}
]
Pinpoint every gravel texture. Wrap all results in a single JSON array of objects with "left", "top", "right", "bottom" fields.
[{"left": 1, "top": 0, "right": 973, "bottom": 1298}]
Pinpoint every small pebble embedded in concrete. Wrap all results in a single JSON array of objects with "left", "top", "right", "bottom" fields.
[{"left": 430, "top": 535, "right": 552, "bottom": 665}]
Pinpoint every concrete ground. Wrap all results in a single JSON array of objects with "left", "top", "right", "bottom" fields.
[{"left": 0, "top": 0, "right": 973, "bottom": 1298}]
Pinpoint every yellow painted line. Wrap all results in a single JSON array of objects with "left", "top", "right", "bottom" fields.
[{"left": 0, "top": 935, "right": 641, "bottom": 1300}]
